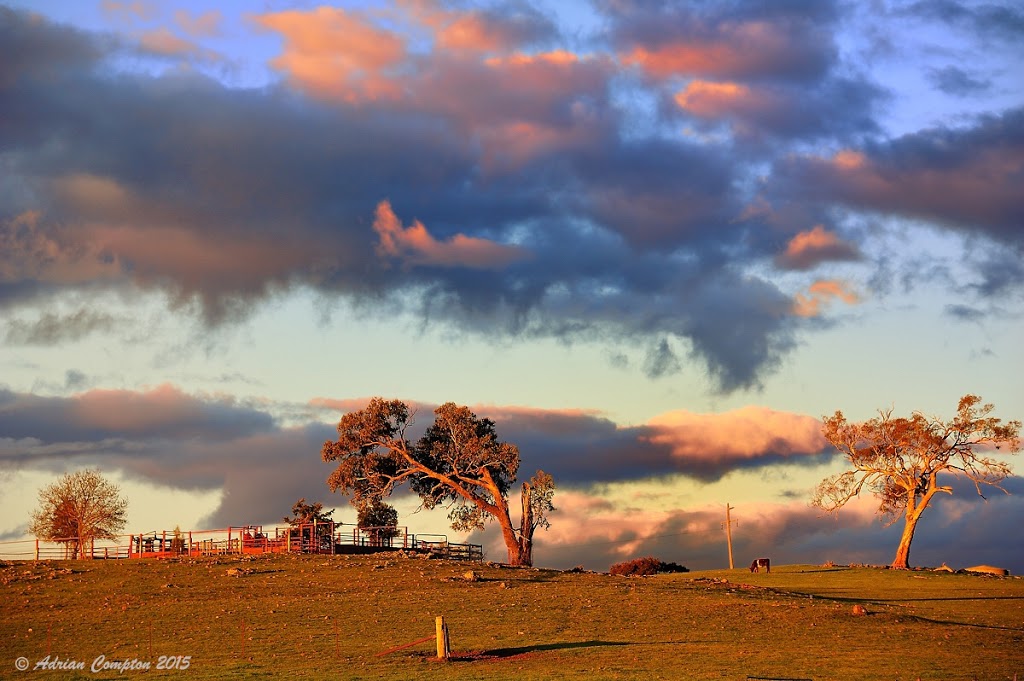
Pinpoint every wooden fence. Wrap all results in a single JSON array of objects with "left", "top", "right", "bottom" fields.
[{"left": 0, "top": 523, "right": 483, "bottom": 562}]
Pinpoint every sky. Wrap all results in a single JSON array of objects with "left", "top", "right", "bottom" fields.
[{"left": 0, "top": 0, "right": 1022, "bottom": 573}]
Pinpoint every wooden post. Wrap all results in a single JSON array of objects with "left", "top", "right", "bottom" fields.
[
  {"left": 435, "top": 616, "right": 450, "bottom": 660},
  {"left": 35, "top": 538, "right": 39, "bottom": 561},
  {"left": 188, "top": 531, "right": 193, "bottom": 556},
  {"left": 128, "top": 535, "right": 133, "bottom": 559},
  {"left": 724, "top": 503, "right": 736, "bottom": 570}
]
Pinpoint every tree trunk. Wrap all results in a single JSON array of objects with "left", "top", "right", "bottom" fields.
[
  {"left": 494, "top": 483, "right": 535, "bottom": 567},
  {"left": 892, "top": 510, "right": 922, "bottom": 569}
]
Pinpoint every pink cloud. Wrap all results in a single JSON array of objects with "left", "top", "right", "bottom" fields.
[
  {"left": 255, "top": 7, "right": 406, "bottom": 103},
  {"left": 70, "top": 384, "right": 209, "bottom": 433},
  {"left": 138, "top": 28, "right": 209, "bottom": 59},
  {"left": 623, "top": 21, "right": 800, "bottom": 80},
  {"left": 775, "top": 224, "right": 861, "bottom": 270},
  {"left": 372, "top": 200, "right": 530, "bottom": 269},
  {"left": 644, "top": 406, "right": 826, "bottom": 463},
  {"left": 674, "top": 80, "right": 755, "bottom": 117},
  {"left": 791, "top": 279, "right": 860, "bottom": 318}
]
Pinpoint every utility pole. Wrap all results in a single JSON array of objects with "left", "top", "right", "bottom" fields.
[{"left": 722, "top": 503, "right": 737, "bottom": 569}]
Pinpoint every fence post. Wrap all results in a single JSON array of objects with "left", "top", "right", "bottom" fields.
[
  {"left": 435, "top": 616, "right": 450, "bottom": 660},
  {"left": 35, "top": 539, "right": 39, "bottom": 561}
]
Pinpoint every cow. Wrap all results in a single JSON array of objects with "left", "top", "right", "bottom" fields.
[{"left": 749, "top": 558, "right": 770, "bottom": 573}]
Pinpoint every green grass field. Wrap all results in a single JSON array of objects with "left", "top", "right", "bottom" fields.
[{"left": 2, "top": 554, "right": 1022, "bottom": 680}]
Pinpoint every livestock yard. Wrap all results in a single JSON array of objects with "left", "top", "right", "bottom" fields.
[{"left": 1, "top": 554, "right": 1022, "bottom": 680}]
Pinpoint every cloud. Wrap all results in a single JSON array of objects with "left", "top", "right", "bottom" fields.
[
  {"left": 791, "top": 280, "right": 860, "bottom": 318},
  {"left": 0, "top": 384, "right": 275, "bottom": 444},
  {"left": 928, "top": 65, "right": 991, "bottom": 96},
  {"left": 479, "top": 403, "right": 830, "bottom": 483},
  {"left": 771, "top": 110, "right": 1024, "bottom": 247},
  {"left": 616, "top": 12, "right": 835, "bottom": 83},
  {"left": 254, "top": 6, "right": 407, "bottom": 104},
  {"left": 775, "top": 225, "right": 862, "bottom": 271},
  {"left": 3, "top": 308, "right": 119, "bottom": 345},
  {"left": 137, "top": 28, "right": 220, "bottom": 62},
  {"left": 1, "top": 4, "right": 1016, "bottom": 394},
  {"left": 372, "top": 200, "right": 530, "bottom": 269},
  {"left": 644, "top": 406, "right": 827, "bottom": 466}
]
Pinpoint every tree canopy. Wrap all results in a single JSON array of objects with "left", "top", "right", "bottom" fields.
[
  {"left": 321, "top": 398, "right": 555, "bottom": 566},
  {"left": 29, "top": 469, "right": 128, "bottom": 559},
  {"left": 812, "top": 394, "right": 1020, "bottom": 569}
]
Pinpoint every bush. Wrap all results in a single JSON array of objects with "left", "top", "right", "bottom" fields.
[{"left": 609, "top": 556, "right": 689, "bottom": 576}]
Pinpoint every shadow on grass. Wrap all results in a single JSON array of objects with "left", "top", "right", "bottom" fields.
[{"left": 453, "top": 640, "right": 629, "bottom": 660}]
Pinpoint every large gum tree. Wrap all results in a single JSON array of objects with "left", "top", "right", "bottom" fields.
[
  {"left": 812, "top": 395, "right": 1020, "bottom": 569},
  {"left": 321, "top": 398, "right": 554, "bottom": 566}
]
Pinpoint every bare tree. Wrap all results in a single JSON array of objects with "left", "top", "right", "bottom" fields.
[
  {"left": 321, "top": 398, "right": 555, "bottom": 566},
  {"left": 29, "top": 469, "right": 128, "bottom": 559},
  {"left": 812, "top": 395, "right": 1020, "bottom": 569}
]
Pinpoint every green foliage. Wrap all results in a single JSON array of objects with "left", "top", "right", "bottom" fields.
[{"left": 609, "top": 556, "right": 689, "bottom": 576}]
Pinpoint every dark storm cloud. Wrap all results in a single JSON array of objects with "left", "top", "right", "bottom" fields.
[
  {"left": 0, "top": 384, "right": 274, "bottom": 444},
  {"left": 770, "top": 108, "right": 1024, "bottom": 249}
]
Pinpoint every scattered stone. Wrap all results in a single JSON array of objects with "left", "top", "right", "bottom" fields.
[
  {"left": 462, "top": 570, "right": 479, "bottom": 582},
  {"left": 225, "top": 568, "right": 248, "bottom": 577},
  {"left": 933, "top": 563, "right": 954, "bottom": 573},
  {"left": 852, "top": 604, "right": 868, "bottom": 616}
]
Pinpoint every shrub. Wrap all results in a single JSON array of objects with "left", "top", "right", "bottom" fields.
[{"left": 609, "top": 556, "right": 689, "bottom": 576}]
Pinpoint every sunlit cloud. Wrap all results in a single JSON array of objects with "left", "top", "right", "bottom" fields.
[
  {"left": 775, "top": 225, "right": 861, "bottom": 271},
  {"left": 644, "top": 406, "right": 827, "bottom": 463},
  {"left": 255, "top": 6, "right": 406, "bottom": 103},
  {"left": 372, "top": 200, "right": 530, "bottom": 270},
  {"left": 791, "top": 280, "right": 860, "bottom": 317},
  {"left": 620, "top": 19, "right": 830, "bottom": 81}
]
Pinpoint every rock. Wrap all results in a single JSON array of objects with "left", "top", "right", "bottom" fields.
[
  {"left": 852, "top": 604, "right": 868, "bottom": 616},
  {"left": 463, "top": 570, "right": 479, "bottom": 582},
  {"left": 964, "top": 565, "right": 1009, "bottom": 576},
  {"left": 225, "top": 568, "right": 247, "bottom": 577},
  {"left": 933, "top": 563, "right": 955, "bottom": 573}
]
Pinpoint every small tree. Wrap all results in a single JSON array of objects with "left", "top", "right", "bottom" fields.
[
  {"left": 812, "top": 395, "right": 1020, "bottom": 569},
  {"left": 29, "top": 469, "right": 128, "bottom": 559},
  {"left": 356, "top": 499, "right": 399, "bottom": 546},
  {"left": 283, "top": 497, "right": 335, "bottom": 526},
  {"left": 321, "top": 398, "right": 555, "bottom": 566},
  {"left": 283, "top": 498, "right": 335, "bottom": 547}
]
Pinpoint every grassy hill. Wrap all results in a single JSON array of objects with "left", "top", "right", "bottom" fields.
[{"left": 2, "top": 553, "right": 1022, "bottom": 680}]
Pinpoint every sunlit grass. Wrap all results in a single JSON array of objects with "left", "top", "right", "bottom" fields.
[{"left": 2, "top": 556, "right": 1022, "bottom": 679}]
